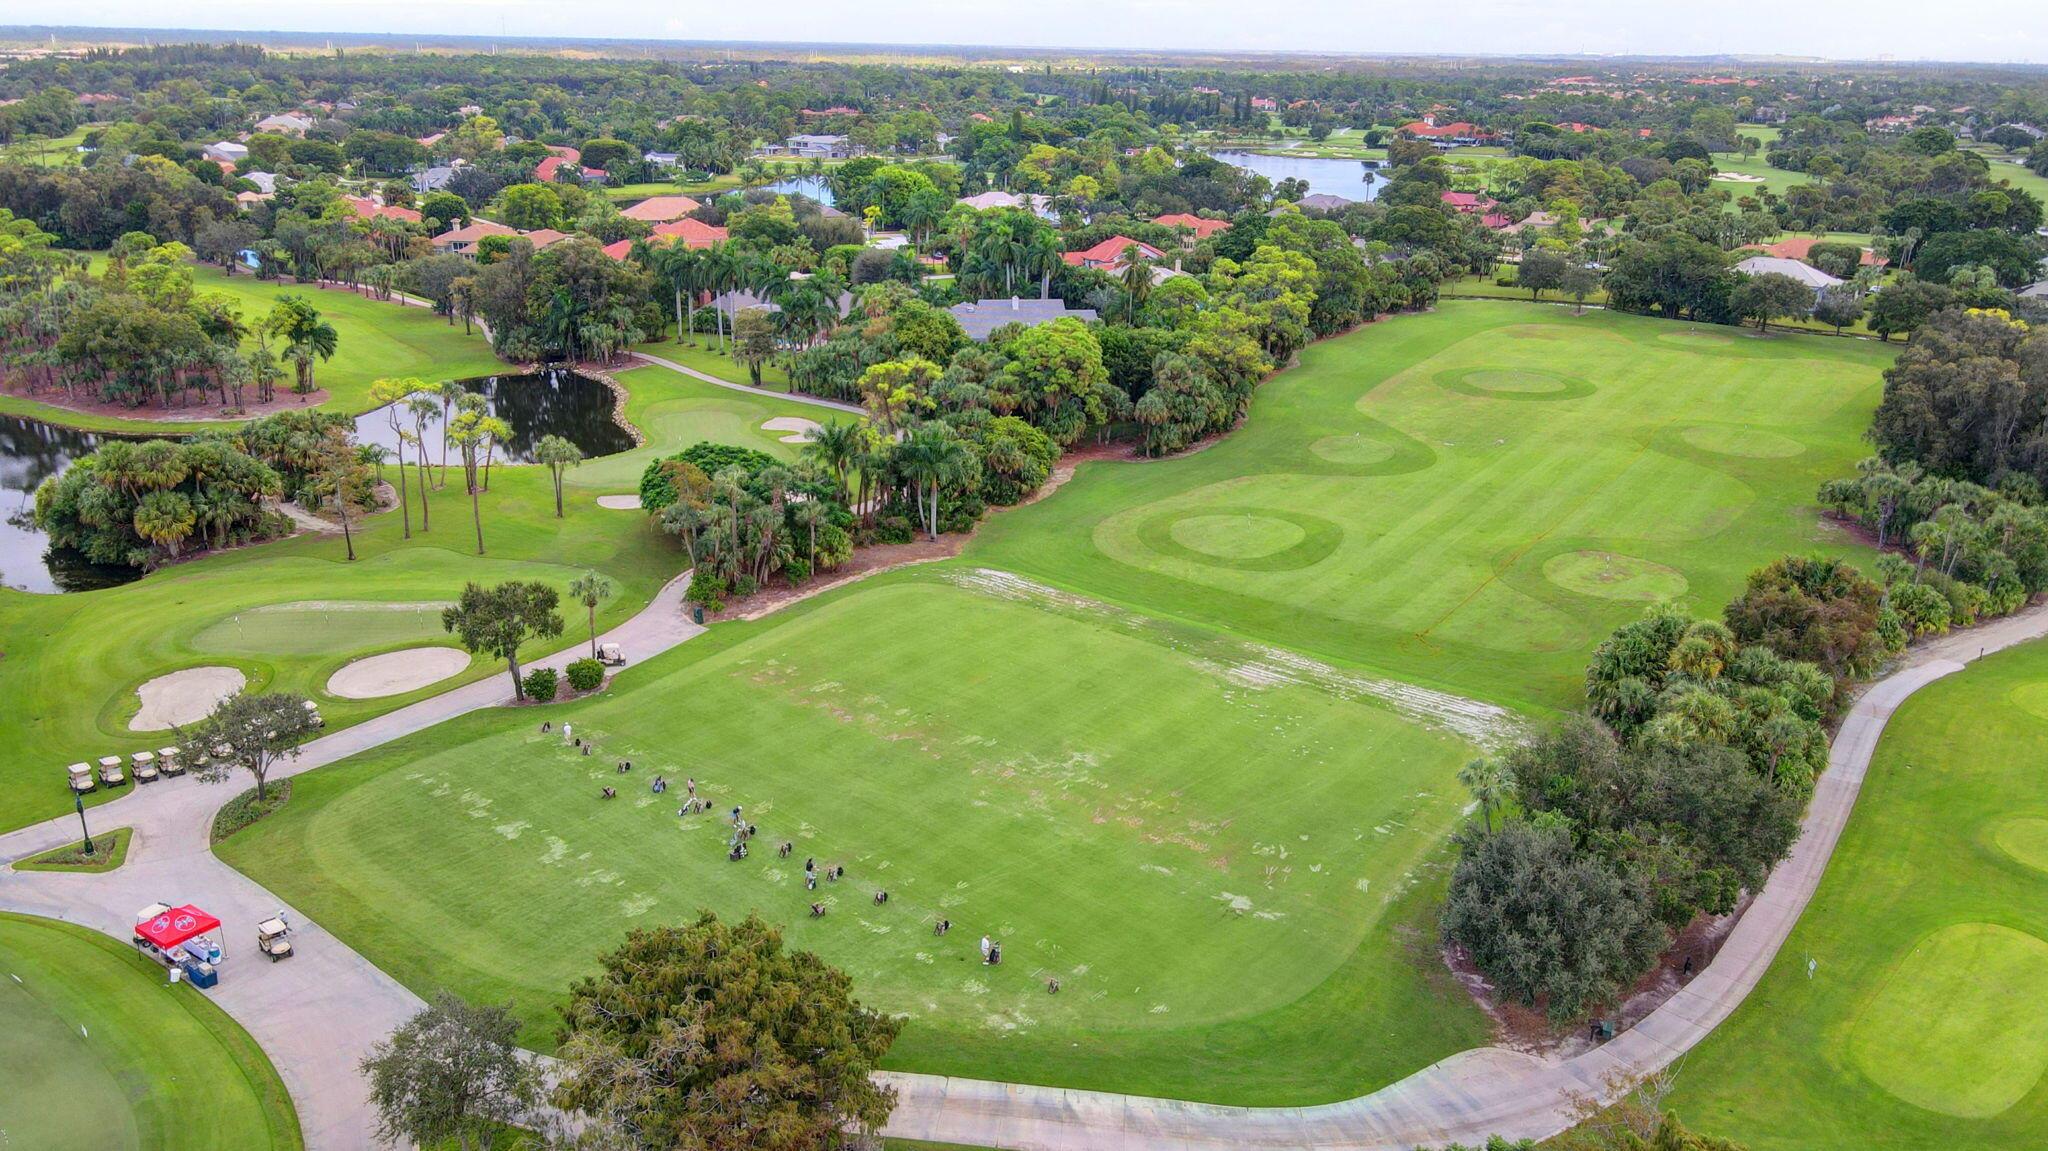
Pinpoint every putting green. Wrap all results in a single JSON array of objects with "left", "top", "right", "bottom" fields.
[
  {"left": 1138, "top": 508, "right": 1345, "bottom": 572},
  {"left": 1681, "top": 425, "right": 1806, "bottom": 459},
  {"left": 0, "top": 913, "right": 301, "bottom": 1149},
  {"left": 1541, "top": 550, "right": 1689, "bottom": 602},
  {"left": 971, "top": 303, "right": 1891, "bottom": 711},
  {"left": 2007, "top": 680, "right": 2048, "bottom": 722},
  {"left": 222, "top": 568, "right": 1493, "bottom": 1104},
  {"left": 1670, "top": 641, "right": 2048, "bottom": 1148},
  {"left": 1172, "top": 513, "right": 1306, "bottom": 557},
  {"left": 192, "top": 602, "right": 451, "bottom": 657},
  {"left": 1993, "top": 817, "right": 2048, "bottom": 876},
  {"left": 1849, "top": 923, "right": 2048, "bottom": 1118}
]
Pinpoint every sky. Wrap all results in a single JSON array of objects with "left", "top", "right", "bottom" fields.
[{"left": 9, "top": 0, "right": 2047, "bottom": 65}]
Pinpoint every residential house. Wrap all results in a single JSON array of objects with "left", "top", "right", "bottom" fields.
[
  {"left": 1152, "top": 213, "right": 1231, "bottom": 245},
  {"left": 619, "top": 195, "right": 702, "bottom": 224},
  {"left": 649, "top": 217, "right": 729, "bottom": 249},
  {"left": 411, "top": 165, "right": 459, "bottom": 194},
  {"left": 1740, "top": 235, "right": 1885, "bottom": 267},
  {"left": 416, "top": 132, "right": 447, "bottom": 150},
  {"left": 1733, "top": 255, "right": 1844, "bottom": 291},
  {"left": 203, "top": 141, "right": 249, "bottom": 164},
  {"left": 254, "top": 112, "right": 315, "bottom": 136},
  {"left": 536, "top": 154, "right": 606, "bottom": 184},
  {"left": 784, "top": 134, "right": 857, "bottom": 159},
  {"left": 520, "top": 229, "right": 571, "bottom": 251},
  {"left": 1062, "top": 236, "right": 1165, "bottom": 272},
  {"left": 1295, "top": 193, "right": 1355, "bottom": 212},
  {"left": 957, "top": 190, "right": 1056, "bottom": 219},
  {"left": 242, "top": 171, "right": 279, "bottom": 195},
  {"left": 642, "top": 151, "right": 681, "bottom": 168},
  {"left": 1440, "top": 191, "right": 1499, "bottom": 214},
  {"left": 948, "top": 297, "right": 1099, "bottom": 341},
  {"left": 1398, "top": 118, "right": 1493, "bottom": 148},
  {"left": 343, "top": 195, "right": 424, "bottom": 224},
  {"left": 432, "top": 218, "right": 518, "bottom": 257}
]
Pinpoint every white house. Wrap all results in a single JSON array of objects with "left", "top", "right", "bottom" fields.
[{"left": 1733, "top": 255, "right": 1844, "bottom": 291}]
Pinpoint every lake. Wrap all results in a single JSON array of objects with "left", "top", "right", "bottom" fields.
[
  {"left": 761, "top": 175, "right": 836, "bottom": 206},
  {"left": 1209, "top": 150, "right": 1383, "bottom": 203},
  {"left": 0, "top": 415, "right": 137, "bottom": 594},
  {"left": 352, "top": 368, "right": 638, "bottom": 466}
]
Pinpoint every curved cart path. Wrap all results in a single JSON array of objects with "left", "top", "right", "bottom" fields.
[
  {"left": 628, "top": 349, "right": 864, "bottom": 415},
  {"left": 4, "top": 586, "right": 2044, "bottom": 1149},
  {"left": 0, "top": 572, "right": 699, "bottom": 1151}
]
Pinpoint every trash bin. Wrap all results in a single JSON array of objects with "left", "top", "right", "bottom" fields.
[{"left": 692, "top": 605, "right": 705, "bottom": 625}]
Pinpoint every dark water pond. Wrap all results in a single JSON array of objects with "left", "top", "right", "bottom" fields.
[
  {"left": 352, "top": 369, "right": 637, "bottom": 466},
  {"left": 1209, "top": 150, "right": 1384, "bottom": 203},
  {"left": 0, "top": 415, "right": 138, "bottom": 594}
]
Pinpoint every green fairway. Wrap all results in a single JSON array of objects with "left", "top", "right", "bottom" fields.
[
  {"left": 0, "top": 912, "right": 301, "bottom": 1150},
  {"left": 220, "top": 565, "right": 1492, "bottom": 1104},
  {"left": 968, "top": 302, "right": 1892, "bottom": 710},
  {"left": 1667, "top": 639, "right": 2048, "bottom": 1148},
  {"left": 635, "top": 337, "right": 797, "bottom": 393},
  {"left": 574, "top": 360, "right": 827, "bottom": 493},
  {"left": 0, "top": 263, "right": 504, "bottom": 435}
]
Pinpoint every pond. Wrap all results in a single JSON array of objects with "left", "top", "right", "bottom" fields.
[
  {"left": 0, "top": 415, "right": 138, "bottom": 594},
  {"left": 1209, "top": 150, "right": 1383, "bottom": 204},
  {"left": 761, "top": 175, "right": 836, "bottom": 206},
  {"left": 352, "top": 368, "right": 638, "bottom": 466}
]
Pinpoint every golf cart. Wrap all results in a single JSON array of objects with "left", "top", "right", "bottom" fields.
[
  {"left": 303, "top": 699, "right": 325, "bottom": 728},
  {"left": 67, "top": 763, "right": 95, "bottom": 793},
  {"left": 131, "top": 750, "right": 157, "bottom": 784},
  {"left": 96, "top": 756, "right": 125, "bottom": 787},
  {"left": 255, "top": 917, "right": 293, "bottom": 961},
  {"left": 598, "top": 642, "right": 626, "bottom": 667},
  {"left": 158, "top": 747, "right": 185, "bottom": 777}
]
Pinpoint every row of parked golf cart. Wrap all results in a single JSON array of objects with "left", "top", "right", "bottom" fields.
[{"left": 66, "top": 701, "right": 325, "bottom": 793}]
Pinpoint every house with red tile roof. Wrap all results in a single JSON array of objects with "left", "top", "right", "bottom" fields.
[
  {"left": 520, "top": 229, "right": 571, "bottom": 250},
  {"left": 1400, "top": 119, "right": 1494, "bottom": 147},
  {"left": 343, "top": 195, "right": 423, "bottom": 224},
  {"left": 1440, "top": 191, "right": 1499, "bottom": 214},
  {"left": 619, "top": 195, "right": 703, "bottom": 223},
  {"left": 431, "top": 218, "right": 517, "bottom": 256},
  {"left": 651, "top": 217, "right": 729, "bottom": 248},
  {"left": 1062, "top": 236, "right": 1165, "bottom": 271},
  {"left": 1741, "top": 235, "right": 1885, "bottom": 267},
  {"left": 1153, "top": 213, "right": 1231, "bottom": 243},
  {"left": 536, "top": 155, "right": 607, "bottom": 184},
  {"left": 602, "top": 238, "right": 640, "bottom": 261}
]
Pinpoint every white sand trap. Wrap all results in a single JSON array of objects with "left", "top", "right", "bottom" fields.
[
  {"left": 327, "top": 647, "right": 471, "bottom": 699},
  {"left": 131, "top": 666, "right": 246, "bottom": 730},
  {"left": 762, "top": 416, "right": 823, "bottom": 444},
  {"left": 1713, "top": 172, "right": 1767, "bottom": 183},
  {"left": 596, "top": 494, "right": 642, "bottom": 509}
]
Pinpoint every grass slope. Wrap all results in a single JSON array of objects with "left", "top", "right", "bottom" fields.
[
  {"left": 968, "top": 302, "right": 1892, "bottom": 711},
  {"left": 220, "top": 565, "right": 1489, "bottom": 1104},
  {"left": 1668, "top": 640, "right": 2048, "bottom": 1149},
  {"left": 0, "top": 912, "right": 301, "bottom": 1150}
]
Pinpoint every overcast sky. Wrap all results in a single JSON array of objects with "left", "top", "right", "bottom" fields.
[{"left": 14, "top": 1, "right": 2048, "bottom": 65}]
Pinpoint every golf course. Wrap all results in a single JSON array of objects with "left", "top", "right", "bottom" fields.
[
  {"left": 1667, "top": 641, "right": 2048, "bottom": 1148},
  {"left": 215, "top": 300, "right": 1906, "bottom": 1104},
  {"left": 0, "top": 912, "right": 301, "bottom": 1149}
]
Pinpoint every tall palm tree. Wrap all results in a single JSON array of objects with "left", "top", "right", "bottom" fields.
[
  {"left": 1457, "top": 758, "right": 1513, "bottom": 835},
  {"left": 803, "top": 419, "right": 862, "bottom": 503},
  {"left": 478, "top": 415, "right": 513, "bottom": 492},
  {"left": 1025, "top": 227, "right": 1063, "bottom": 299},
  {"left": 896, "top": 424, "right": 972, "bottom": 541},
  {"left": 369, "top": 378, "right": 423, "bottom": 540},
  {"left": 568, "top": 570, "right": 613, "bottom": 658},
  {"left": 435, "top": 380, "right": 467, "bottom": 486},
  {"left": 406, "top": 395, "right": 439, "bottom": 529}
]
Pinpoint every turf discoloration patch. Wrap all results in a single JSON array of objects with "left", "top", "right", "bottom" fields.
[
  {"left": 1848, "top": 922, "right": 2048, "bottom": 1118},
  {"left": 1680, "top": 425, "right": 1806, "bottom": 459},
  {"left": 1992, "top": 816, "right": 2048, "bottom": 876},
  {"left": 1542, "top": 550, "right": 1689, "bottom": 602},
  {"left": 1435, "top": 366, "right": 1595, "bottom": 401}
]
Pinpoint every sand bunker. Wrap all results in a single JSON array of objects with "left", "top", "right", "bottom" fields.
[
  {"left": 762, "top": 416, "right": 823, "bottom": 444},
  {"left": 327, "top": 647, "right": 471, "bottom": 699},
  {"left": 1713, "top": 171, "right": 1767, "bottom": 183},
  {"left": 131, "top": 666, "right": 246, "bottom": 730},
  {"left": 596, "top": 494, "right": 642, "bottom": 510}
]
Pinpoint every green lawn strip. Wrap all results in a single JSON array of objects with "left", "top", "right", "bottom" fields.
[
  {"left": 14, "top": 826, "right": 132, "bottom": 872},
  {"left": 0, "top": 912, "right": 303, "bottom": 1150},
  {"left": 220, "top": 561, "right": 1490, "bottom": 1105},
  {"left": 576, "top": 360, "right": 831, "bottom": 493},
  {"left": 1668, "top": 639, "right": 2048, "bottom": 1149},
  {"left": 634, "top": 337, "right": 795, "bottom": 393},
  {"left": 966, "top": 300, "right": 1892, "bottom": 714}
]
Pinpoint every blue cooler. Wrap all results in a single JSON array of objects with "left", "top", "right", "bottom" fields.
[{"left": 180, "top": 958, "right": 218, "bottom": 989}]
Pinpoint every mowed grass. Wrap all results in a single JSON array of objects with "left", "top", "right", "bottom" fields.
[
  {"left": 1668, "top": 640, "right": 2048, "bottom": 1148},
  {"left": 0, "top": 912, "right": 301, "bottom": 1150},
  {"left": 0, "top": 263, "right": 504, "bottom": 435},
  {"left": 969, "top": 302, "right": 1892, "bottom": 711},
  {"left": 220, "top": 565, "right": 1491, "bottom": 1104},
  {"left": 573, "top": 360, "right": 825, "bottom": 494}
]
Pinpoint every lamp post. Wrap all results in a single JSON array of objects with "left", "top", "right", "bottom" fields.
[{"left": 74, "top": 790, "right": 94, "bottom": 856}]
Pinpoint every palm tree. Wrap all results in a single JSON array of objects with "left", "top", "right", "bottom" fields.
[
  {"left": 652, "top": 245, "right": 704, "bottom": 345},
  {"left": 896, "top": 424, "right": 972, "bottom": 541},
  {"left": 535, "top": 434, "right": 584, "bottom": 517},
  {"left": 447, "top": 413, "right": 487, "bottom": 554},
  {"left": 1119, "top": 245, "right": 1154, "bottom": 323},
  {"left": 265, "top": 295, "right": 339, "bottom": 394},
  {"left": 568, "top": 570, "right": 613, "bottom": 658},
  {"left": 132, "top": 490, "right": 196, "bottom": 561},
  {"left": 478, "top": 415, "right": 513, "bottom": 492},
  {"left": 790, "top": 498, "right": 823, "bottom": 577},
  {"left": 369, "top": 378, "right": 424, "bottom": 540},
  {"left": 803, "top": 419, "right": 862, "bottom": 503},
  {"left": 1457, "top": 757, "right": 1513, "bottom": 835},
  {"left": 1025, "top": 227, "right": 1063, "bottom": 299},
  {"left": 406, "top": 395, "right": 439, "bottom": 530},
  {"left": 435, "top": 380, "right": 467, "bottom": 486}
]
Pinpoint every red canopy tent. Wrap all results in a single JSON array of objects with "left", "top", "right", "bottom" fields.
[{"left": 135, "top": 905, "right": 221, "bottom": 950}]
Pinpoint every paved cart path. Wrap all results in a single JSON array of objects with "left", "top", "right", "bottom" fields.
[{"left": 5, "top": 583, "right": 2045, "bottom": 1150}]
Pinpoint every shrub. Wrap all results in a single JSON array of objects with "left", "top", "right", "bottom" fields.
[
  {"left": 210, "top": 780, "right": 292, "bottom": 845},
  {"left": 685, "top": 572, "right": 727, "bottom": 614},
  {"left": 874, "top": 515, "right": 914, "bottom": 545},
  {"left": 565, "top": 658, "right": 604, "bottom": 692},
  {"left": 521, "top": 667, "right": 559, "bottom": 702}
]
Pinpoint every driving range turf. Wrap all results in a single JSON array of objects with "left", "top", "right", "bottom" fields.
[
  {"left": 969, "top": 301, "right": 1894, "bottom": 711},
  {"left": 1667, "top": 641, "right": 2048, "bottom": 1149},
  {"left": 0, "top": 912, "right": 301, "bottom": 1150},
  {"left": 220, "top": 301, "right": 1901, "bottom": 1104},
  {"left": 0, "top": 344, "right": 822, "bottom": 834}
]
